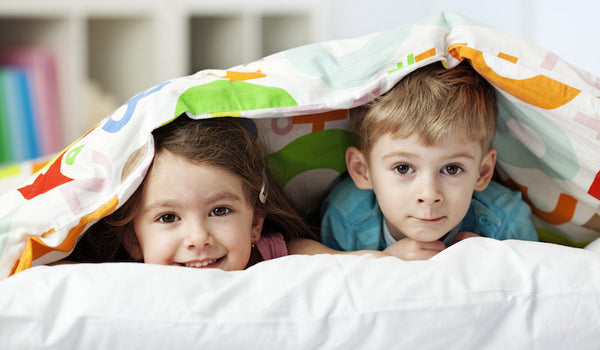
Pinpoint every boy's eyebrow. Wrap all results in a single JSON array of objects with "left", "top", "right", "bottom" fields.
[
  {"left": 444, "top": 151, "right": 477, "bottom": 160},
  {"left": 382, "top": 151, "right": 477, "bottom": 160},
  {"left": 382, "top": 151, "right": 416, "bottom": 159}
]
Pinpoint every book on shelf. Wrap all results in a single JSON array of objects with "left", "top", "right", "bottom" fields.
[
  {"left": 0, "top": 47, "right": 61, "bottom": 165},
  {"left": 1, "top": 67, "right": 39, "bottom": 162},
  {"left": 0, "top": 71, "right": 11, "bottom": 163}
]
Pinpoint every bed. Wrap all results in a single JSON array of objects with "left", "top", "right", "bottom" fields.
[{"left": 1, "top": 10, "right": 599, "bottom": 348}]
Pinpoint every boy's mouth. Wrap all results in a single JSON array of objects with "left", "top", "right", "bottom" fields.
[{"left": 414, "top": 216, "right": 444, "bottom": 222}]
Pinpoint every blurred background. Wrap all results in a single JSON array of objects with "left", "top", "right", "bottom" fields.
[{"left": 0, "top": 0, "right": 597, "bottom": 164}]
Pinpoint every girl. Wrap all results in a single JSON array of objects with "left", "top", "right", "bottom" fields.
[
  {"left": 66, "top": 115, "right": 391, "bottom": 269},
  {"left": 67, "top": 116, "right": 318, "bottom": 269}
]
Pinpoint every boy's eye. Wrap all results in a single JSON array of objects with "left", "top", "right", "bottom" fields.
[
  {"left": 158, "top": 213, "right": 179, "bottom": 223},
  {"left": 394, "top": 164, "right": 413, "bottom": 175},
  {"left": 210, "top": 207, "right": 230, "bottom": 217},
  {"left": 442, "top": 165, "right": 462, "bottom": 175}
]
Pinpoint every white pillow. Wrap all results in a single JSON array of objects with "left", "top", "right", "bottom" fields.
[{"left": 1, "top": 238, "right": 599, "bottom": 349}]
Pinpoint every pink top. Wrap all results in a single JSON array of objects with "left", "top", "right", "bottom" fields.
[{"left": 256, "top": 232, "right": 288, "bottom": 261}]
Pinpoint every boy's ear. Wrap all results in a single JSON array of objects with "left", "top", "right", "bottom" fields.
[
  {"left": 475, "top": 148, "right": 497, "bottom": 191},
  {"left": 123, "top": 230, "right": 143, "bottom": 261},
  {"left": 251, "top": 213, "right": 265, "bottom": 243},
  {"left": 346, "top": 146, "right": 373, "bottom": 190}
]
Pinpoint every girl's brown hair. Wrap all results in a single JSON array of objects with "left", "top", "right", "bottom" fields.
[{"left": 67, "top": 116, "right": 313, "bottom": 262}]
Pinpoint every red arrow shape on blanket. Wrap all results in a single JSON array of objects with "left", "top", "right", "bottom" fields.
[
  {"left": 589, "top": 170, "right": 600, "bottom": 200},
  {"left": 16, "top": 125, "right": 100, "bottom": 200},
  {"left": 17, "top": 151, "right": 74, "bottom": 200}
]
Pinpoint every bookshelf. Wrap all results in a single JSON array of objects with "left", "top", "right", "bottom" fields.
[{"left": 0, "top": 0, "right": 326, "bottom": 162}]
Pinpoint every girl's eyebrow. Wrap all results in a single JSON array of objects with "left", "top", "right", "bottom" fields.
[
  {"left": 139, "top": 200, "right": 180, "bottom": 214},
  {"left": 204, "top": 191, "right": 244, "bottom": 204},
  {"left": 141, "top": 191, "right": 245, "bottom": 214}
]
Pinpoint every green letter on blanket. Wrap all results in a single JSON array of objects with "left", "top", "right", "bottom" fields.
[
  {"left": 268, "top": 129, "right": 353, "bottom": 187},
  {"left": 174, "top": 80, "right": 297, "bottom": 117}
]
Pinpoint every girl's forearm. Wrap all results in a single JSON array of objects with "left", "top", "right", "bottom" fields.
[{"left": 287, "top": 238, "right": 388, "bottom": 258}]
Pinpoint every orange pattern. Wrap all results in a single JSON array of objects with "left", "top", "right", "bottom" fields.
[
  {"left": 293, "top": 110, "right": 348, "bottom": 133},
  {"left": 497, "top": 52, "right": 518, "bottom": 63},
  {"left": 516, "top": 183, "right": 577, "bottom": 225},
  {"left": 41, "top": 228, "right": 55, "bottom": 238},
  {"left": 32, "top": 159, "right": 50, "bottom": 173},
  {"left": 447, "top": 44, "right": 581, "bottom": 109},
  {"left": 415, "top": 48, "right": 437, "bottom": 62},
  {"left": 210, "top": 70, "right": 266, "bottom": 81},
  {"left": 10, "top": 195, "right": 119, "bottom": 276}
]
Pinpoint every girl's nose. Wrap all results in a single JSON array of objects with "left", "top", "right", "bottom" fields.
[{"left": 185, "top": 223, "right": 213, "bottom": 249}]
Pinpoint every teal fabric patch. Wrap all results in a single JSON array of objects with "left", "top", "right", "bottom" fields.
[
  {"left": 495, "top": 94, "right": 579, "bottom": 180},
  {"left": 285, "top": 26, "right": 412, "bottom": 89},
  {"left": 0, "top": 206, "right": 18, "bottom": 256}
]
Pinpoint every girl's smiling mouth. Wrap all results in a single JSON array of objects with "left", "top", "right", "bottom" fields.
[{"left": 178, "top": 257, "right": 224, "bottom": 268}]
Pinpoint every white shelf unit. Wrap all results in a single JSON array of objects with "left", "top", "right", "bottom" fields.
[{"left": 0, "top": 0, "right": 326, "bottom": 153}]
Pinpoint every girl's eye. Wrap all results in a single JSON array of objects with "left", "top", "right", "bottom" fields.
[
  {"left": 210, "top": 207, "right": 230, "bottom": 217},
  {"left": 158, "top": 213, "right": 179, "bottom": 223},
  {"left": 394, "top": 164, "right": 414, "bottom": 175},
  {"left": 442, "top": 165, "right": 463, "bottom": 175}
]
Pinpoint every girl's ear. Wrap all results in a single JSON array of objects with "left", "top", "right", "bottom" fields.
[
  {"left": 346, "top": 146, "right": 373, "bottom": 190},
  {"left": 251, "top": 213, "right": 265, "bottom": 243},
  {"left": 123, "top": 230, "right": 143, "bottom": 261},
  {"left": 475, "top": 148, "right": 497, "bottom": 191}
]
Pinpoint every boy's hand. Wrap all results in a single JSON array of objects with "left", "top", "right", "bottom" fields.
[{"left": 383, "top": 238, "right": 446, "bottom": 260}]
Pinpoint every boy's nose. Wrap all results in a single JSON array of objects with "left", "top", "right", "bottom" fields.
[
  {"left": 417, "top": 177, "right": 443, "bottom": 206},
  {"left": 418, "top": 195, "right": 443, "bottom": 205}
]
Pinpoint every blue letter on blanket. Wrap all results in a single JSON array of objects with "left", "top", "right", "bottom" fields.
[{"left": 102, "top": 81, "right": 171, "bottom": 133}]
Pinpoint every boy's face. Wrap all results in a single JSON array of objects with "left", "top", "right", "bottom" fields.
[
  {"left": 359, "top": 133, "right": 494, "bottom": 242},
  {"left": 130, "top": 150, "right": 264, "bottom": 271}
]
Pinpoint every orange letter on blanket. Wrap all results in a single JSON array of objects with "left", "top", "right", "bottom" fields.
[
  {"left": 447, "top": 44, "right": 580, "bottom": 110},
  {"left": 516, "top": 183, "right": 577, "bottom": 225},
  {"left": 293, "top": 110, "right": 348, "bottom": 133},
  {"left": 10, "top": 195, "right": 119, "bottom": 276}
]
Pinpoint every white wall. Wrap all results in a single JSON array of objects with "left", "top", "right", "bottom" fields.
[{"left": 324, "top": 0, "right": 600, "bottom": 76}]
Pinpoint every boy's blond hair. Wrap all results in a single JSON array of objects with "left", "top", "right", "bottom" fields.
[{"left": 351, "top": 61, "right": 497, "bottom": 156}]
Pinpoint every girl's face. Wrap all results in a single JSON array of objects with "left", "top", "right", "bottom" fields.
[{"left": 129, "top": 150, "right": 264, "bottom": 271}]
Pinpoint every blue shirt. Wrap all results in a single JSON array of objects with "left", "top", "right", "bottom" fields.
[{"left": 320, "top": 177, "right": 538, "bottom": 251}]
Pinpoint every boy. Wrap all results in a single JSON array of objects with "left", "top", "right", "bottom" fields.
[{"left": 320, "top": 61, "right": 538, "bottom": 260}]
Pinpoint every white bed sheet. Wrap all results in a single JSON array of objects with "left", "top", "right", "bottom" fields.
[{"left": 1, "top": 238, "right": 599, "bottom": 349}]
